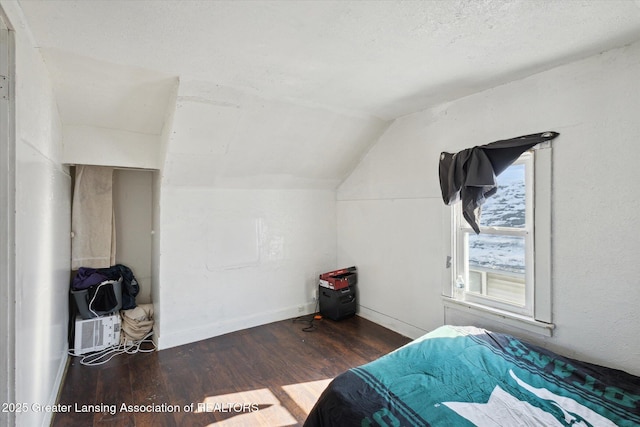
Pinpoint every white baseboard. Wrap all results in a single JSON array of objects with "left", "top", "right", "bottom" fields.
[
  {"left": 41, "top": 345, "right": 69, "bottom": 427},
  {"left": 158, "top": 302, "right": 316, "bottom": 350},
  {"left": 357, "top": 305, "right": 428, "bottom": 340}
]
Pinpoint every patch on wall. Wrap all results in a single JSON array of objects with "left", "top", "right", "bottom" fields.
[{"left": 206, "top": 218, "right": 260, "bottom": 270}]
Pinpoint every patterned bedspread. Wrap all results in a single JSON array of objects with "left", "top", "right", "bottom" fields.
[{"left": 304, "top": 325, "right": 640, "bottom": 426}]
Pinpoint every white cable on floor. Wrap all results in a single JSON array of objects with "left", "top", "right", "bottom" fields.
[{"left": 68, "top": 330, "right": 156, "bottom": 366}]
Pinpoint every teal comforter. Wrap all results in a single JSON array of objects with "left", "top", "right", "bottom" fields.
[{"left": 305, "top": 325, "right": 640, "bottom": 426}]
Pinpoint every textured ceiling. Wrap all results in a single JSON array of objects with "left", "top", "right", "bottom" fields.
[
  {"left": 18, "top": 0, "right": 640, "bottom": 120},
  {"left": 12, "top": 0, "right": 640, "bottom": 188}
]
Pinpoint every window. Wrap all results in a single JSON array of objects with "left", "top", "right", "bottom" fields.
[
  {"left": 453, "top": 153, "right": 533, "bottom": 315},
  {"left": 447, "top": 146, "right": 553, "bottom": 333}
]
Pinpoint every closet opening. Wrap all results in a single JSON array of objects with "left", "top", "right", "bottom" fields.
[
  {"left": 68, "top": 165, "right": 158, "bottom": 354},
  {"left": 69, "top": 165, "right": 155, "bottom": 304}
]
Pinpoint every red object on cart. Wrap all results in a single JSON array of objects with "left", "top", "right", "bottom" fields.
[{"left": 319, "top": 266, "right": 357, "bottom": 290}]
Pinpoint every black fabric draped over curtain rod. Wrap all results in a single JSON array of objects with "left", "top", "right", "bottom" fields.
[{"left": 438, "top": 131, "right": 560, "bottom": 233}]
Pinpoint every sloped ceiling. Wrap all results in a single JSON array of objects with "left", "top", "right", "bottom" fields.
[
  {"left": 16, "top": 0, "right": 640, "bottom": 187},
  {"left": 39, "top": 49, "right": 177, "bottom": 135}
]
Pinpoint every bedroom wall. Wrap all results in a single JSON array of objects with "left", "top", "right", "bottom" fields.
[
  {"left": 157, "top": 187, "right": 336, "bottom": 349},
  {"left": 338, "top": 40, "right": 640, "bottom": 376},
  {"left": 1, "top": 2, "right": 71, "bottom": 426},
  {"left": 154, "top": 82, "right": 386, "bottom": 349}
]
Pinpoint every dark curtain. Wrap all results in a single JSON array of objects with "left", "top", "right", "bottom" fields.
[{"left": 439, "top": 131, "right": 559, "bottom": 233}]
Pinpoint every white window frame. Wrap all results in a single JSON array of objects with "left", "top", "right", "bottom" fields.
[
  {"left": 442, "top": 144, "right": 554, "bottom": 336},
  {"left": 454, "top": 153, "right": 534, "bottom": 316}
]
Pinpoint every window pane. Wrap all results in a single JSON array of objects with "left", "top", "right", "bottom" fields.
[
  {"left": 468, "top": 234, "right": 525, "bottom": 275},
  {"left": 468, "top": 270, "right": 483, "bottom": 293},
  {"left": 479, "top": 163, "right": 525, "bottom": 228},
  {"left": 467, "top": 233, "right": 525, "bottom": 305},
  {"left": 486, "top": 271, "right": 525, "bottom": 305}
]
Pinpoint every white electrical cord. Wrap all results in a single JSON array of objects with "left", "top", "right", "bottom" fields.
[
  {"left": 68, "top": 330, "right": 156, "bottom": 366},
  {"left": 87, "top": 280, "right": 119, "bottom": 318}
]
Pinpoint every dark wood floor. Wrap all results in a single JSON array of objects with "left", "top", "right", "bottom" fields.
[{"left": 52, "top": 315, "right": 411, "bottom": 427}]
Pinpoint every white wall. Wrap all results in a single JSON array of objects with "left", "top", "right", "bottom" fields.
[
  {"left": 151, "top": 83, "right": 179, "bottom": 344},
  {"left": 0, "top": 11, "right": 13, "bottom": 427},
  {"left": 157, "top": 187, "right": 336, "bottom": 349},
  {"left": 1, "top": 2, "right": 71, "bottom": 426},
  {"left": 338, "top": 41, "right": 640, "bottom": 376},
  {"left": 154, "top": 84, "right": 385, "bottom": 349},
  {"left": 63, "top": 125, "right": 162, "bottom": 169},
  {"left": 336, "top": 107, "right": 450, "bottom": 338}
]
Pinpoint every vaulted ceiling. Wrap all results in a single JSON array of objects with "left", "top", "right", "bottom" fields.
[{"left": 16, "top": 0, "right": 640, "bottom": 188}]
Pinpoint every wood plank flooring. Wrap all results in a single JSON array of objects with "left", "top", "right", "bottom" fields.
[{"left": 52, "top": 315, "right": 411, "bottom": 427}]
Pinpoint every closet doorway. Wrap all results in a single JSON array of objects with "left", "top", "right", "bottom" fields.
[{"left": 70, "top": 167, "right": 154, "bottom": 304}]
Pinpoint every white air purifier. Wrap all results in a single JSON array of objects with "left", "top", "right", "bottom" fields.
[{"left": 73, "top": 314, "right": 121, "bottom": 355}]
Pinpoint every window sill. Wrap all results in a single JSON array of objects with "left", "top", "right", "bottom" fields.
[{"left": 441, "top": 296, "right": 555, "bottom": 337}]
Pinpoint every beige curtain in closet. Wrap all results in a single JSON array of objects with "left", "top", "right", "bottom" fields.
[{"left": 71, "top": 165, "right": 116, "bottom": 270}]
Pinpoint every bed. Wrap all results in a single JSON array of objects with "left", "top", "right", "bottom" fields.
[{"left": 304, "top": 325, "right": 640, "bottom": 426}]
